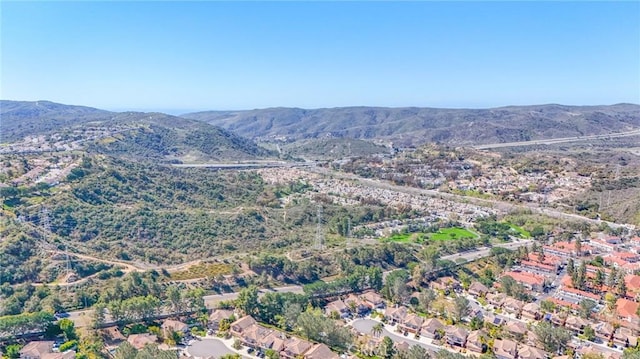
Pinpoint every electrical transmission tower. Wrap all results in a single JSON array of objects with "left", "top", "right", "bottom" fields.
[{"left": 314, "top": 205, "right": 324, "bottom": 250}]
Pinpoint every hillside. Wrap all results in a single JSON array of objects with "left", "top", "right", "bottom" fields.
[
  {"left": 0, "top": 100, "right": 113, "bottom": 142},
  {"left": 1, "top": 100, "right": 273, "bottom": 162},
  {"left": 182, "top": 104, "right": 640, "bottom": 146}
]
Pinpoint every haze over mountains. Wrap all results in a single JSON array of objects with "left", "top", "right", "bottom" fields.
[
  {"left": 183, "top": 104, "right": 640, "bottom": 146},
  {"left": 2, "top": 101, "right": 640, "bottom": 150}
]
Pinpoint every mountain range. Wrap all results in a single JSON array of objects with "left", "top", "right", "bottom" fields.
[
  {"left": 182, "top": 103, "right": 640, "bottom": 146},
  {"left": 2, "top": 101, "right": 639, "bottom": 150}
]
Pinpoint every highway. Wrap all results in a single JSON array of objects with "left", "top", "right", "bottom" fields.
[
  {"left": 474, "top": 128, "right": 640, "bottom": 150},
  {"left": 309, "top": 167, "right": 634, "bottom": 231}
]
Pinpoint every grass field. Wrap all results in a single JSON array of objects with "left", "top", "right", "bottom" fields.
[
  {"left": 168, "top": 262, "right": 232, "bottom": 281},
  {"left": 508, "top": 224, "right": 531, "bottom": 238},
  {"left": 429, "top": 227, "right": 478, "bottom": 241},
  {"left": 383, "top": 227, "right": 478, "bottom": 243}
]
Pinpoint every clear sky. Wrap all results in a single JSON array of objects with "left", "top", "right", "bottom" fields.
[{"left": 1, "top": 1, "right": 639, "bottom": 112}]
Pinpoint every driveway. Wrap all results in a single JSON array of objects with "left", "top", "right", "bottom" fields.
[
  {"left": 187, "top": 339, "right": 249, "bottom": 359},
  {"left": 352, "top": 318, "right": 439, "bottom": 353}
]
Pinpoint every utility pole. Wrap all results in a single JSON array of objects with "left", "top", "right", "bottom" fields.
[{"left": 314, "top": 205, "right": 324, "bottom": 251}]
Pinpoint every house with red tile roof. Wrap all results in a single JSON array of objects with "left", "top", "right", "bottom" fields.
[
  {"left": 616, "top": 298, "right": 639, "bottom": 320},
  {"left": 520, "top": 260, "right": 557, "bottom": 274},
  {"left": 501, "top": 271, "right": 546, "bottom": 292}
]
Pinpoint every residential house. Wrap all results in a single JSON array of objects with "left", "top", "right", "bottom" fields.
[
  {"left": 325, "top": 299, "right": 350, "bottom": 319},
  {"left": 432, "top": 277, "right": 462, "bottom": 293},
  {"left": 259, "top": 331, "right": 286, "bottom": 353},
  {"left": 501, "top": 271, "right": 545, "bottom": 292},
  {"left": 281, "top": 337, "right": 314, "bottom": 359},
  {"left": 127, "top": 333, "right": 158, "bottom": 350},
  {"left": 564, "top": 315, "right": 589, "bottom": 335},
  {"left": 161, "top": 319, "right": 189, "bottom": 338},
  {"left": 616, "top": 298, "right": 639, "bottom": 322},
  {"left": 528, "top": 253, "right": 562, "bottom": 270},
  {"left": 361, "top": 291, "right": 385, "bottom": 309},
  {"left": 421, "top": 318, "right": 445, "bottom": 339},
  {"left": 398, "top": 313, "right": 423, "bottom": 334},
  {"left": 344, "top": 294, "right": 370, "bottom": 316},
  {"left": 503, "top": 298, "right": 525, "bottom": 317},
  {"left": 576, "top": 345, "right": 622, "bottom": 359},
  {"left": 468, "top": 282, "right": 489, "bottom": 297},
  {"left": 549, "top": 312, "right": 567, "bottom": 327},
  {"left": 20, "top": 342, "right": 52, "bottom": 359},
  {"left": 504, "top": 320, "right": 527, "bottom": 339},
  {"left": 493, "top": 339, "right": 518, "bottom": 359},
  {"left": 209, "top": 309, "right": 234, "bottom": 331},
  {"left": 483, "top": 313, "right": 506, "bottom": 327},
  {"left": 543, "top": 243, "right": 573, "bottom": 259},
  {"left": 487, "top": 293, "right": 507, "bottom": 307},
  {"left": 594, "top": 322, "right": 615, "bottom": 342},
  {"left": 98, "top": 326, "right": 126, "bottom": 348},
  {"left": 230, "top": 315, "right": 258, "bottom": 337},
  {"left": 305, "top": 343, "right": 339, "bottom": 359},
  {"left": 238, "top": 324, "right": 273, "bottom": 349},
  {"left": 517, "top": 344, "right": 548, "bottom": 359},
  {"left": 384, "top": 306, "right": 408, "bottom": 324},
  {"left": 466, "top": 330, "right": 487, "bottom": 354},
  {"left": 19, "top": 342, "right": 69, "bottom": 359},
  {"left": 520, "top": 260, "right": 557, "bottom": 275},
  {"left": 445, "top": 326, "right": 468, "bottom": 347},
  {"left": 557, "top": 286, "right": 600, "bottom": 303},
  {"left": 522, "top": 302, "right": 541, "bottom": 320},
  {"left": 613, "top": 327, "right": 638, "bottom": 348}
]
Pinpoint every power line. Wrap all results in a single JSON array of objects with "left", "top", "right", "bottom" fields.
[{"left": 314, "top": 205, "right": 324, "bottom": 251}]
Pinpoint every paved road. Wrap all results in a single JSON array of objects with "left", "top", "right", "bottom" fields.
[
  {"left": 352, "top": 318, "right": 439, "bottom": 353},
  {"left": 187, "top": 338, "right": 250, "bottom": 359},
  {"left": 474, "top": 129, "right": 640, "bottom": 150}
]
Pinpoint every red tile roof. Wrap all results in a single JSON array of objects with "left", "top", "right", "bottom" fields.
[
  {"left": 616, "top": 298, "right": 639, "bottom": 318},
  {"left": 502, "top": 271, "right": 545, "bottom": 286}
]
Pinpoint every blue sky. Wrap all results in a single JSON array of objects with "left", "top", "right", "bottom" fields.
[{"left": 1, "top": 1, "right": 639, "bottom": 112}]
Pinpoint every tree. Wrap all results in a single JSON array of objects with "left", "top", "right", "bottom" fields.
[
  {"left": 583, "top": 326, "right": 596, "bottom": 342},
  {"left": 594, "top": 269, "right": 605, "bottom": 290},
  {"left": 377, "top": 336, "right": 396, "bottom": 359},
  {"left": 166, "top": 286, "right": 183, "bottom": 314},
  {"left": 236, "top": 286, "right": 260, "bottom": 316},
  {"left": 114, "top": 342, "right": 138, "bottom": 359},
  {"left": 533, "top": 321, "right": 571, "bottom": 354},
  {"left": 575, "top": 239, "right": 582, "bottom": 256},
  {"left": 382, "top": 270, "right": 409, "bottom": 304},
  {"left": 566, "top": 258, "right": 575, "bottom": 276},
  {"left": 452, "top": 296, "right": 471, "bottom": 323},
  {"left": 540, "top": 300, "right": 556, "bottom": 313},
  {"left": 372, "top": 322, "right": 384, "bottom": 338},
  {"left": 605, "top": 292, "right": 618, "bottom": 314},
  {"left": 579, "top": 299, "right": 597, "bottom": 319},
  {"left": 59, "top": 318, "right": 77, "bottom": 341},
  {"left": 608, "top": 267, "right": 619, "bottom": 287},
  {"left": 4, "top": 344, "right": 22, "bottom": 359},
  {"left": 617, "top": 272, "right": 628, "bottom": 297},
  {"left": 418, "top": 289, "right": 436, "bottom": 313},
  {"left": 265, "top": 349, "right": 279, "bottom": 359},
  {"left": 500, "top": 276, "right": 517, "bottom": 296},
  {"left": 92, "top": 303, "right": 106, "bottom": 329},
  {"left": 406, "top": 345, "right": 429, "bottom": 359}
]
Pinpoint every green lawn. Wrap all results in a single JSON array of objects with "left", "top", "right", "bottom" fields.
[
  {"left": 383, "top": 227, "right": 478, "bottom": 243},
  {"left": 429, "top": 227, "right": 478, "bottom": 241},
  {"left": 508, "top": 224, "right": 531, "bottom": 238},
  {"left": 384, "top": 233, "right": 413, "bottom": 243}
]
